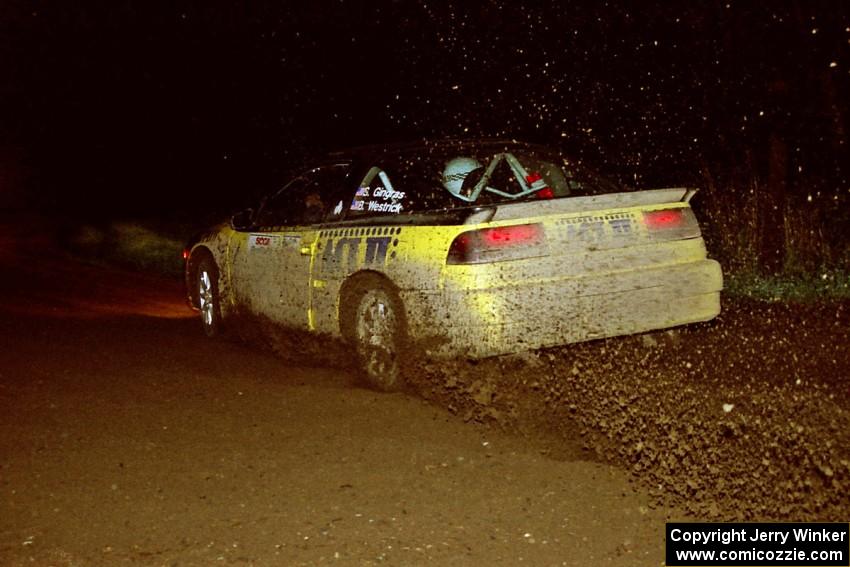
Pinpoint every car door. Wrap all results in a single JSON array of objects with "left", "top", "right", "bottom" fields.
[{"left": 228, "top": 164, "right": 350, "bottom": 330}]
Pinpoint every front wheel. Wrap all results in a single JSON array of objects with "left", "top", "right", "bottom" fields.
[
  {"left": 196, "top": 257, "right": 223, "bottom": 338},
  {"left": 353, "top": 286, "right": 406, "bottom": 391}
]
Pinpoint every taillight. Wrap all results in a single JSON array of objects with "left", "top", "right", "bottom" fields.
[
  {"left": 447, "top": 223, "right": 546, "bottom": 264},
  {"left": 643, "top": 208, "right": 684, "bottom": 229}
]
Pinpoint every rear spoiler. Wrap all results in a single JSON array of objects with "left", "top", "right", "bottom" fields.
[
  {"left": 469, "top": 187, "right": 697, "bottom": 224},
  {"left": 682, "top": 188, "right": 698, "bottom": 203}
]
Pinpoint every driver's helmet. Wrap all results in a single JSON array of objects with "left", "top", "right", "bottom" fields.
[{"left": 442, "top": 157, "right": 482, "bottom": 202}]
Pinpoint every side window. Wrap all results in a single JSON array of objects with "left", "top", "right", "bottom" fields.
[
  {"left": 349, "top": 166, "right": 408, "bottom": 216},
  {"left": 255, "top": 164, "right": 350, "bottom": 227},
  {"left": 256, "top": 177, "right": 309, "bottom": 227}
]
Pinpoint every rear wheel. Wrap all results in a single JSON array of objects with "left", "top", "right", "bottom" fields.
[
  {"left": 353, "top": 285, "right": 405, "bottom": 391},
  {"left": 197, "top": 257, "right": 222, "bottom": 338}
]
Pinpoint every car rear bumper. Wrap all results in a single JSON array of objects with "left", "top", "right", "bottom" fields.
[{"left": 402, "top": 259, "right": 723, "bottom": 358}]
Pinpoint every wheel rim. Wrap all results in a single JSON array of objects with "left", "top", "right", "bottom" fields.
[
  {"left": 355, "top": 290, "right": 399, "bottom": 386},
  {"left": 198, "top": 269, "right": 215, "bottom": 328}
]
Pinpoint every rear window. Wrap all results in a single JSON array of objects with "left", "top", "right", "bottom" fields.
[{"left": 347, "top": 147, "right": 625, "bottom": 218}]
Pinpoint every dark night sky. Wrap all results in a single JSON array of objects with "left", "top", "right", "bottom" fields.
[{"left": 1, "top": 1, "right": 848, "bottom": 218}]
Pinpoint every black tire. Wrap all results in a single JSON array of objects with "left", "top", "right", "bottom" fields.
[
  {"left": 350, "top": 282, "right": 407, "bottom": 391},
  {"left": 196, "top": 256, "right": 223, "bottom": 338}
]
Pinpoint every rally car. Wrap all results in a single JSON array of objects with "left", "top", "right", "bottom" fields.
[{"left": 184, "top": 139, "right": 722, "bottom": 390}]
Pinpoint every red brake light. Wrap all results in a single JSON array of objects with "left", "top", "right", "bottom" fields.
[
  {"left": 447, "top": 223, "right": 545, "bottom": 264},
  {"left": 481, "top": 224, "right": 541, "bottom": 246},
  {"left": 643, "top": 209, "right": 684, "bottom": 229}
]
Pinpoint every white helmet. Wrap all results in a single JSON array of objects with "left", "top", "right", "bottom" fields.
[{"left": 442, "top": 157, "right": 483, "bottom": 201}]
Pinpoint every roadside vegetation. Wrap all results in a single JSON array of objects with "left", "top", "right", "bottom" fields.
[
  {"left": 61, "top": 216, "right": 207, "bottom": 278},
  {"left": 724, "top": 271, "right": 850, "bottom": 302},
  {"left": 697, "top": 167, "right": 849, "bottom": 302}
]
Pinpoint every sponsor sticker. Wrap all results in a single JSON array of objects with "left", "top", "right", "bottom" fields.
[
  {"left": 317, "top": 234, "right": 395, "bottom": 275},
  {"left": 248, "top": 234, "right": 299, "bottom": 249},
  {"left": 249, "top": 234, "right": 278, "bottom": 249}
]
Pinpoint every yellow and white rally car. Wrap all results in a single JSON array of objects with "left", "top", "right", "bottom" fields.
[{"left": 185, "top": 140, "right": 722, "bottom": 390}]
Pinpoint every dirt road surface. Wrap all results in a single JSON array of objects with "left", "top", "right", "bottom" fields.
[{"left": 0, "top": 218, "right": 685, "bottom": 565}]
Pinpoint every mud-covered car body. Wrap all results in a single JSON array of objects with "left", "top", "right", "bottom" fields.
[{"left": 185, "top": 140, "right": 722, "bottom": 385}]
